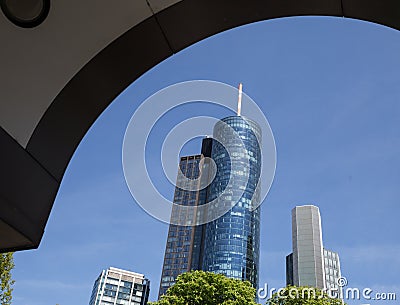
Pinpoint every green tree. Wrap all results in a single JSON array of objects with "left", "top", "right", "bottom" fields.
[
  {"left": 150, "top": 270, "right": 259, "bottom": 305},
  {"left": 0, "top": 252, "right": 15, "bottom": 305},
  {"left": 266, "top": 286, "right": 345, "bottom": 305}
]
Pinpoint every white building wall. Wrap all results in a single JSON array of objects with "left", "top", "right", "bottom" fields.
[
  {"left": 292, "top": 205, "right": 325, "bottom": 289},
  {"left": 89, "top": 267, "right": 148, "bottom": 305}
]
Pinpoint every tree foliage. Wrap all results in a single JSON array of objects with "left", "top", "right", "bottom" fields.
[
  {"left": 150, "top": 270, "right": 259, "bottom": 305},
  {"left": 0, "top": 252, "right": 15, "bottom": 305},
  {"left": 266, "top": 286, "right": 345, "bottom": 305}
]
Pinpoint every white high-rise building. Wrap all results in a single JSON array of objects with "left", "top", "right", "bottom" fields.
[
  {"left": 89, "top": 267, "right": 150, "bottom": 305},
  {"left": 286, "top": 205, "right": 342, "bottom": 295}
]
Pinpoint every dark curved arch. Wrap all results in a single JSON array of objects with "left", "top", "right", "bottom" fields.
[{"left": 2, "top": 0, "right": 400, "bottom": 252}]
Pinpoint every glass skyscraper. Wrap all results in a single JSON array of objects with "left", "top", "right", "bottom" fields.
[
  {"left": 159, "top": 114, "right": 262, "bottom": 297},
  {"left": 89, "top": 267, "right": 150, "bottom": 305},
  {"left": 158, "top": 139, "right": 212, "bottom": 298},
  {"left": 202, "top": 116, "right": 261, "bottom": 288}
]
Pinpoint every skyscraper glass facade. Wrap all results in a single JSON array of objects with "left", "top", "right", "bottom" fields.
[
  {"left": 158, "top": 138, "right": 213, "bottom": 298},
  {"left": 286, "top": 253, "right": 294, "bottom": 286},
  {"left": 159, "top": 115, "right": 262, "bottom": 297},
  {"left": 202, "top": 116, "right": 262, "bottom": 288},
  {"left": 89, "top": 267, "right": 150, "bottom": 305},
  {"left": 158, "top": 155, "right": 203, "bottom": 297}
]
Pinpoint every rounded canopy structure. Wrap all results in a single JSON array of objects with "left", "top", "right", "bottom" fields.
[{"left": 1, "top": 0, "right": 400, "bottom": 252}]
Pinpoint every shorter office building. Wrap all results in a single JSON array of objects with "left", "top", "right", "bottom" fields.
[
  {"left": 323, "top": 248, "right": 342, "bottom": 293},
  {"left": 89, "top": 267, "right": 150, "bottom": 305},
  {"left": 286, "top": 205, "right": 342, "bottom": 297}
]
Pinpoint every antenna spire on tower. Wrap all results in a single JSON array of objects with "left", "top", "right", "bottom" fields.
[{"left": 237, "top": 83, "right": 243, "bottom": 116}]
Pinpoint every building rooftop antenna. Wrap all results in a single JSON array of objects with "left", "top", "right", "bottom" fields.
[{"left": 237, "top": 83, "right": 243, "bottom": 116}]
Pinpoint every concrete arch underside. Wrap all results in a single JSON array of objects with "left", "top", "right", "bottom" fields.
[{"left": 1, "top": 0, "right": 399, "bottom": 252}]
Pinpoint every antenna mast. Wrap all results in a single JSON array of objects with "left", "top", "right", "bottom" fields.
[{"left": 237, "top": 83, "right": 243, "bottom": 116}]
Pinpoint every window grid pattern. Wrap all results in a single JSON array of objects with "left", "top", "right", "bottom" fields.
[
  {"left": 158, "top": 155, "right": 205, "bottom": 297},
  {"left": 202, "top": 116, "right": 262, "bottom": 289},
  {"left": 89, "top": 267, "right": 150, "bottom": 305},
  {"left": 323, "top": 248, "right": 342, "bottom": 296}
]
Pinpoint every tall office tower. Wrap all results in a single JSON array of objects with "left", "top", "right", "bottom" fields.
[
  {"left": 288, "top": 205, "right": 325, "bottom": 288},
  {"left": 158, "top": 139, "right": 213, "bottom": 298},
  {"left": 202, "top": 115, "right": 262, "bottom": 288},
  {"left": 286, "top": 205, "right": 342, "bottom": 295},
  {"left": 89, "top": 267, "right": 150, "bottom": 305},
  {"left": 159, "top": 84, "right": 262, "bottom": 296}
]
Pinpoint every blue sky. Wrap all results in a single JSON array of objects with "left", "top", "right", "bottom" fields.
[{"left": 12, "top": 16, "right": 400, "bottom": 305}]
